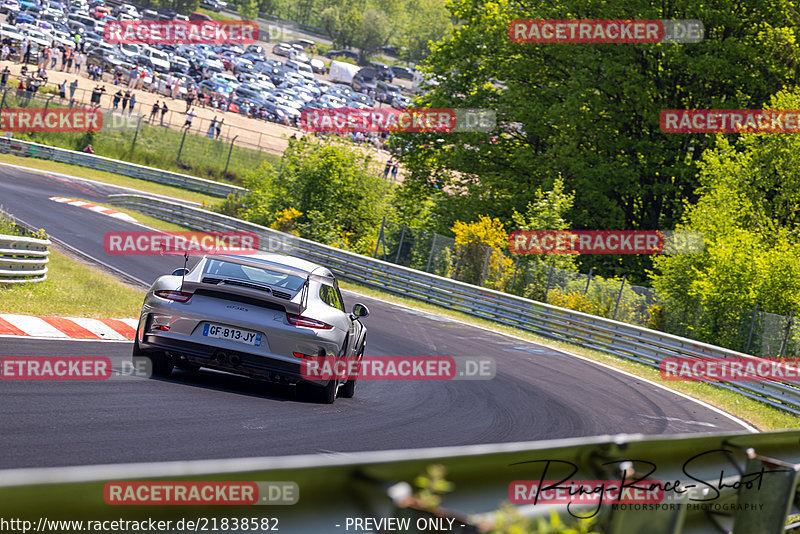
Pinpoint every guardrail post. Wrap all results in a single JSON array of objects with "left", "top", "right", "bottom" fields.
[
  {"left": 394, "top": 224, "right": 406, "bottom": 264},
  {"left": 583, "top": 267, "right": 593, "bottom": 295},
  {"left": 779, "top": 309, "right": 795, "bottom": 357},
  {"left": 745, "top": 303, "right": 759, "bottom": 354},
  {"left": 612, "top": 274, "right": 627, "bottom": 320},
  {"left": 224, "top": 135, "right": 239, "bottom": 177}
]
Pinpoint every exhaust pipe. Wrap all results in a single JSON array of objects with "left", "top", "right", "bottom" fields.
[
  {"left": 230, "top": 354, "right": 242, "bottom": 367},
  {"left": 215, "top": 351, "right": 228, "bottom": 365}
]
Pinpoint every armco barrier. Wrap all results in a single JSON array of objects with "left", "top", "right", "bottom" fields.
[
  {"left": 107, "top": 194, "right": 800, "bottom": 415},
  {"left": 0, "top": 233, "right": 49, "bottom": 284},
  {"left": 0, "top": 138, "right": 245, "bottom": 198},
  {"left": 1, "top": 429, "right": 798, "bottom": 533}
]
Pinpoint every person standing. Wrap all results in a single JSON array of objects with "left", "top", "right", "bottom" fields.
[
  {"left": 183, "top": 107, "right": 196, "bottom": 129},
  {"left": 19, "top": 39, "right": 29, "bottom": 65},
  {"left": 74, "top": 51, "right": 83, "bottom": 74},
  {"left": 128, "top": 92, "right": 136, "bottom": 116},
  {"left": 128, "top": 66, "right": 138, "bottom": 89},
  {"left": 112, "top": 89, "right": 122, "bottom": 109},
  {"left": 150, "top": 100, "right": 160, "bottom": 122},
  {"left": 160, "top": 101, "right": 168, "bottom": 126},
  {"left": 69, "top": 79, "right": 77, "bottom": 100},
  {"left": 59, "top": 79, "right": 66, "bottom": 99},
  {"left": 121, "top": 90, "right": 130, "bottom": 112},
  {"left": 49, "top": 46, "right": 57, "bottom": 69},
  {"left": 64, "top": 47, "right": 73, "bottom": 72},
  {"left": 207, "top": 116, "right": 216, "bottom": 138},
  {"left": 215, "top": 117, "right": 223, "bottom": 139},
  {"left": 0, "top": 66, "right": 10, "bottom": 87}
]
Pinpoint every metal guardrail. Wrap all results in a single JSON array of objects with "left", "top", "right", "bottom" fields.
[
  {"left": 0, "top": 232, "right": 50, "bottom": 284},
  {"left": 0, "top": 138, "right": 245, "bottom": 198},
  {"left": 107, "top": 194, "right": 800, "bottom": 416},
  {"left": 2, "top": 429, "right": 798, "bottom": 533}
]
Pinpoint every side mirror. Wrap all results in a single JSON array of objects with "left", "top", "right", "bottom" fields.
[
  {"left": 352, "top": 303, "right": 369, "bottom": 318},
  {"left": 172, "top": 268, "right": 189, "bottom": 276}
]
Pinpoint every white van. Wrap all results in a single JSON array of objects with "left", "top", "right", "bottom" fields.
[{"left": 145, "top": 47, "right": 171, "bottom": 73}]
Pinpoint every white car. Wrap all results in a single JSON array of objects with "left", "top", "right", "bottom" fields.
[
  {"left": 118, "top": 42, "right": 139, "bottom": 59},
  {"left": 21, "top": 28, "right": 49, "bottom": 49}
]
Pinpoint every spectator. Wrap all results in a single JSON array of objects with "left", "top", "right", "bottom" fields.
[
  {"left": 121, "top": 90, "right": 130, "bottom": 111},
  {"left": 0, "top": 66, "right": 9, "bottom": 87},
  {"left": 128, "top": 93, "right": 136, "bottom": 116},
  {"left": 38, "top": 46, "right": 47, "bottom": 68},
  {"left": 69, "top": 79, "right": 77, "bottom": 99},
  {"left": 183, "top": 107, "right": 196, "bottom": 129},
  {"left": 150, "top": 100, "right": 160, "bottom": 122},
  {"left": 74, "top": 51, "right": 83, "bottom": 74},
  {"left": 83, "top": 144, "right": 93, "bottom": 154},
  {"left": 160, "top": 101, "right": 168, "bottom": 126},
  {"left": 114, "top": 69, "right": 123, "bottom": 85},
  {"left": 59, "top": 80, "right": 66, "bottom": 99},
  {"left": 137, "top": 68, "right": 146, "bottom": 90},
  {"left": 215, "top": 117, "right": 223, "bottom": 138},
  {"left": 207, "top": 116, "right": 216, "bottom": 138},
  {"left": 49, "top": 46, "right": 57, "bottom": 69},
  {"left": 112, "top": 89, "right": 122, "bottom": 109},
  {"left": 64, "top": 47, "right": 73, "bottom": 72},
  {"left": 20, "top": 65, "right": 28, "bottom": 77},
  {"left": 1, "top": 43, "right": 9, "bottom": 61},
  {"left": 19, "top": 40, "right": 29, "bottom": 65},
  {"left": 128, "top": 66, "right": 138, "bottom": 89}
]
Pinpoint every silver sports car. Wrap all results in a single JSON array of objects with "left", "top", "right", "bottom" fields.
[{"left": 133, "top": 253, "right": 369, "bottom": 403}]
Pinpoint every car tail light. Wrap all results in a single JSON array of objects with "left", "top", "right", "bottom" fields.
[
  {"left": 286, "top": 313, "right": 332, "bottom": 330},
  {"left": 154, "top": 290, "right": 193, "bottom": 302}
]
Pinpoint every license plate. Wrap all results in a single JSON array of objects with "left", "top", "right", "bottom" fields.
[{"left": 203, "top": 324, "right": 262, "bottom": 346}]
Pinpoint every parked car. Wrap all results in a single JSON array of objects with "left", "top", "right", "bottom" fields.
[
  {"left": 189, "top": 11, "right": 212, "bottom": 21},
  {"left": 390, "top": 65, "right": 415, "bottom": 80},
  {"left": 391, "top": 94, "right": 412, "bottom": 109},
  {"left": 351, "top": 66, "right": 377, "bottom": 92},
  {"left": 369, "top": 61, "right": 394, "bottom": 82},
  {"left": 375, "top": 81, "right": 401, "bottom": 104},
  {"left": 272, "top": 42, "right": 293, "bottom": 57},
  {"left": 0, "top": 0, "right": 20, "bottom": 15},
  {"left": 134, "top": 253, "right": 370, "bottom": 403},
  {"left": 199, "top": 0, "right": 223, "bottom": 12},
  {"left": 326, "top": 49, "right": 359, "bottom": 61},
  {"left": 309, "top": 58, "right": 326, "bottom": 74}
]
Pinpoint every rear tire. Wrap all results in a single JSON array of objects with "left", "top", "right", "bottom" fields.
[
  {"left": 134, "top": 338, "right": 173, "bottom": 377},
  {"left": 339, "top": 344, "right": 364, "bottom": 399},
  {"left": 298, "top": 380, "right": 336, "bottom": 404}
]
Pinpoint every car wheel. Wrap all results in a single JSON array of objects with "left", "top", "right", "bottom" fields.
[
  {"left": 134, "top": 339, "right": 173, "bottom": 377},
  {"left": 339, "top": 343, "right": 364, "bottom": 399},
  {"left": 298, "top": 380, "right": 336, "bottom": 404}
]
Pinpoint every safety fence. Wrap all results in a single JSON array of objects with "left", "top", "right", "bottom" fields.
[
  {"left": 0, "top": 221, "right": 49, "bottom": 284},
  {"left": 107, "top": 194, "right": 800, "bottom": 415},
  {"left": 1, "top": 429, "right": 797, "bottom": 533}
]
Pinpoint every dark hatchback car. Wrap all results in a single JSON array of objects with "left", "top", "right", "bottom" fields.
[
  {"left": 390, "top": 65, "right": 415, "bottom": 80},
  {"left": 326, "top": 49, "right": 359, "bottom": 61},
  {"left": 369, "top": 61, "right": 394, "bottom": 82}
]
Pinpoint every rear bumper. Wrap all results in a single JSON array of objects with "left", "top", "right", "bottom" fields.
[{"left": 140, "top": 334, "right": 326, "bottom": 386}]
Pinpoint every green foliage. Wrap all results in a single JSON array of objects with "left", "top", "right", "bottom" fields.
[
  {"left": 652, "top": 88, "right": 800, "bottom": 347},
  {"left": 397, "top": 0, "right": 800, "bottom": 283},
  {"left": 487, "top": 504, "right": 602, "bottom": 534},
  {"left": 237, "top": 138, "right": 390, "bottom": 248},
  {"left": 237, "top": 0, "right": 259, "bottom": 20},
  {"left": 413, "top": 464, "right": 453, "bottom": 510}
]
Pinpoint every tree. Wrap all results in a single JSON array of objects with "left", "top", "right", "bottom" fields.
[
  {"left": 395, "top": 0, "right": 800, "bottom": 282},
  {"left": 238, "top": 138, "right": 390, "bottom": 254},
  {"left": 651, "top": 88, "right": 800, "bottom": 348},
  {"left": 237, "top": 0, "right": 258, "bottom": 20}
]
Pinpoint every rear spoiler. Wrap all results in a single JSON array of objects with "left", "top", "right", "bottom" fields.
[{"left": 181, "top": 278, "right": 306, "bottom": 315}]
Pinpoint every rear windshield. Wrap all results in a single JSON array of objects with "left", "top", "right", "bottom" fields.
[{"left": 203, "top": 259, "right": 306, "bottom": 291}]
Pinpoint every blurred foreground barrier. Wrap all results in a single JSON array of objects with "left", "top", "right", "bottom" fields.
[
  {"left": 1, "top": 430, "right": 798, "bottom": 533},
  {"left": 108, "top": 194, "right": 800, "bottom": 415},
  {"left": 0, "top": 137, "right": 244, "bottom": 198},
  {"left": 0, "top": 230, "right": 49, "bottom": 284}
]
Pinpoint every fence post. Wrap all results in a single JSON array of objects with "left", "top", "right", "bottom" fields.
[
  {"left": 480, "top": 246, "right": 492, "bottom": 285},
  {"left": 176, "top": 127, "right": 189, "bottom": 162},
  {"left": 583, "top": 267, "right": 593, "bottom": 295},
  {"left": 0, "top": 87, "right": 7, "bottom": 114},
  {"left": 44, "top": 95, "right": 55, "bottom": 110},
  {"left": 224, "top": 135, "right": 239, "bottom": 177},
  {"left": 612, "top": 274, "right": 627, "bottom": 320},
  {"left": 425, "top": 233, "right": 437, "bottom": 272},
  {"left": 745, "top": 303, "right": 759, "bottom": 354},
  {"left": 779, "top": 309, "right": 795, "bottom": 358},
  {"left": 511, "top": 256, "right": 519, "bottom": 289},
  {"left": 373, "top": 216, "right": 385, "bottom": 259},
  {"left": 394, "top": 224, "right": 406, "bottom": 264},
  {"left": 130, "top": 115, "right": 144, "bottom": 151},
  {"left": 544, "top": 264, "right": 554, "bottom": 303}
]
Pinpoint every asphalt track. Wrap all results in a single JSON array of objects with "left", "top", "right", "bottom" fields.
[{"left": 0, "top": 165, "right": 750, "bottom": 469}]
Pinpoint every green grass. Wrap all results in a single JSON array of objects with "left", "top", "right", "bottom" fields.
[
  {"left": 2, "top": 92, "right": 280, "bottom": 184},
  {"left": 0, "top": 243, "right": 145, "bottom": 318},
  {"left": 0, "top": 152, "right": 220, "bottom": 205},
  {"left": 339, "top": 280, "right": 800, "bottom": 431}
]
